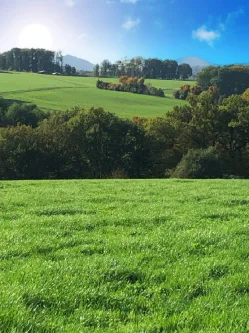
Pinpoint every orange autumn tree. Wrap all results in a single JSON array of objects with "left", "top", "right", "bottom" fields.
[{"left": 97, "top": 77, "right": 164, "bottom": 97}]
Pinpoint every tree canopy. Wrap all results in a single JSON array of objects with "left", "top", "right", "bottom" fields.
[
  {"left": 197, "top": 65, "right": 249, "bottom": 96},
  {"left": 94, "top": 57, "right": 192, "bottom": 80},
  {"left": 1, "top": 89, "right": 249, "bottom": 179}
]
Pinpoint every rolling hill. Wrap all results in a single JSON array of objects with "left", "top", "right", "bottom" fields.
[{"left": 0, "top": 72, "right": 195, "bottom": 117}]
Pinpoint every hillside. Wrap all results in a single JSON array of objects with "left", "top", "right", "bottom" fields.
[
  {"left": 1, "top": 179, "right": 249, "bottom": 332},
  {"left": 63, "top": 55, "right": 95, "bottom": 71},
  {"left": 0, "top": 72, "right": 195, "bottom": 118}
]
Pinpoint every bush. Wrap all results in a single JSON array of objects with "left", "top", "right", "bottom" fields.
[
  {"left": 0, "top": 97, "right": 7, "bottom": 110},
  {"left": 172, "top": 148, "right": 222, "bottom": 179},
  {"left": 242, "top": 87, "right": 249, "bottom": 102},
  {"left": 173, "top": 89, "right": 181, "bottom": 99},
  {"left": 173, "top": 85, "right": 191, "bottom": 100},
  {"left": 155, "top": 88, "right": 165, "bottom": 97},
  {"left": 190, "top": 85, "right": 202, "bottom": 95},
  {"left": 5, "top": 103, "right": 47, "bottom": 127}
]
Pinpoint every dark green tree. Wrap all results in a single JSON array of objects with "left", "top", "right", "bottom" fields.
[
  {"left": 65, "top": 64, "right": 72, "bottom": 75},
  {"left": 178, "top": 63, "right": 192, "bottom": 80}
]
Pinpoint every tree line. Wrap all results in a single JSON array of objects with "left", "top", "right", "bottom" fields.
[
  {"left": 197, "top": 65, "right": 249, "bottom": 97},
  {"left": 94, "top": 58, "right": 192, "bottom": 80},
  {"left": 0, "top": 48, "right": 76, "bottom": 75},
  {"left": 172, "top": 65, "right": 249, "bottom": 101},
  {"left": 1, "top": 87, "right": 249, "bottom": 180},
  {"left": 96, "top": 76, "right": 165, "bottom": 97}
]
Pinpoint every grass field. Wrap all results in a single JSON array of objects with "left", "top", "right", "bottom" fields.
[
  {"left": 0, "top": 72, "right": 195, "bottom": 117},
  {"left": 1, "top": 179, "right": 249, "bottom": 332}
]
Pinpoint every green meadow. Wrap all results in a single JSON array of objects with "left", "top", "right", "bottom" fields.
[
  {"left": 0, "top": 72, "right": 195, "bottom": 117},
  {"left": 1, "top": 179, "right": 249, "bottom": 332}
]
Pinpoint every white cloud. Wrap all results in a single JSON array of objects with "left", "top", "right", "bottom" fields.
[
  {"left": 193, "top": 9, "right": 244, "bottom": 47},
  {"left": 122, "top": 18, "right": 140, "bottom": 30},
  {"left": 121, "top": 0, "right": 139, "bottom": 4},
  {"left": 65, "top": 0, "right": 76, "bottom": 7},
  {"left": 192, "top": 25, "right": 220, "bottom": 46}
]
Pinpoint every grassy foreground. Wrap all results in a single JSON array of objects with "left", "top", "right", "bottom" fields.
[
  {"left": 1, "top": 179, "right": 249, "bottom": 332},
  {"left": 0, "top": 72, "right": 195, "bottom": 117}
]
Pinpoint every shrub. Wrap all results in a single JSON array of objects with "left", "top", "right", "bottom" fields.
[
  {"left": 5, "top": 103, "right": 47, "bottom": 127},
  {"left": 242, "top": 88, "right": 249, "bottom": 102},
  {"left": 173, "top": 89, "right": 181, "bottom": 99},
  {"left": 173, "top": 85, "right": 192, "bottom": 100},
  {"left": 190, "top": 85, "right": 202, "bottom": 95},
  {"left": 155, "top": 88, "right": 164, "bottom": 97},
  {"left": 96, "top": 77, "right": 164, "bottom": 97},
  {"left": 172, "top": 148, "right": 222, "bottom": 179},
  {"left": 0, "top": 97, "right": 7, "bottom": 110}
]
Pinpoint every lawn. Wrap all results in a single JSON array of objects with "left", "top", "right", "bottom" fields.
[
  {"left": 0, "top": 72, "right": 195, "bottom": 117},
  {"left": 1, "top": 179, "right": 249, "bottom": 332}
]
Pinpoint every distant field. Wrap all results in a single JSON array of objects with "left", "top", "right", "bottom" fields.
[
  {"left": 0, "top": 72, "right": 195, "bottom": 117},
  {"left": 1, "top": 179, "right": 249, "bottom": 332}
]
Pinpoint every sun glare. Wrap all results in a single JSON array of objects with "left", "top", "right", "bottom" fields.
[{"left": 18, "top": 24, "right": 54, "bottom": 49}]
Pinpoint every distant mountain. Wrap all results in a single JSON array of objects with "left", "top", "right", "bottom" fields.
[
  {"left": 177, "top": 56, "right": 215, "bottom": 77},
  {"left": 63, "top": 55, "right": 95, "bottom": 72},
  {"left": 177, "top": 56, "right": 213, "bottom": 67}
]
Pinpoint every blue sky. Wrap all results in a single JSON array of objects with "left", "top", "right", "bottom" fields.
[{"left": 0, "top": 0, "right": 248, "bottom": 64}]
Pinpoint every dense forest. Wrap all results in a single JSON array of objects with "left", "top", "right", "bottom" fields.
[
  {"left": 0, "top": 48, "right": 76, "bottom": 74},
  {"left": 94, "top": 58, "right": 192, "bottom": 80},
  {"left": 1, "top": 86, "right": 249, "bottom": 180},
  {"left": 172, "top": 65, "right": 249, "bottom": 100},
  {"left": 197, "top": 65, "right": 249, "bottom": 96}
]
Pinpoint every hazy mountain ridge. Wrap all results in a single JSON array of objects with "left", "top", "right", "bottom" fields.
[
  {"left": 177, "top": 56, "right": 214, "bottom": 76},
  {"left": 177, "top": 56, "right": 249, "bottom": 76},
  {"left": 177, "top": 56, "right": 214, "bottom": 67},
  {"left": 63, "top": 54, "right": 249, "bottom": 74},
  {"left": 63, "top": 55, "right": 95, "bottom": 71}
]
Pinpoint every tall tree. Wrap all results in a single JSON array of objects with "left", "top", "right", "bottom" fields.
[
  {"left": 100, "top": 60, "right": 111, "bottom": 77},
  {"left": 0, "top": 48, "right": 57, "bottom": 73},
  {"left": 93, "top": 64, "right": 100, "bottom": 77},
  {"left": 71, "top": 67, "right": 76, "bottom": 75},
  {"left": 178, "top": 63, "right": 192, "bottom": 80},
  {"left": 65, "top": 64, "right": 72, "bottom": 75}
]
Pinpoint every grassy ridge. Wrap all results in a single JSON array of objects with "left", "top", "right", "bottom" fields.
[
  {"left": 0, "top": 72, "right": 195, "bottom": 117},
  {"left": 1, "top": 179, "right": 249, "bottom": 332}
]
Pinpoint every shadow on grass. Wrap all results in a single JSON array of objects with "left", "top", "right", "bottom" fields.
[
  {"left": 2, "top": 98, "right": 32, "bottom": 108},
  {"left": 0, "top": 71, "right": 15, "bottom": 74}
]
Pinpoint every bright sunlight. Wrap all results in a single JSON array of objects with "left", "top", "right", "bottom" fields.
[{"left": 18, "top": 24, "right": 54, "bottom": 50}]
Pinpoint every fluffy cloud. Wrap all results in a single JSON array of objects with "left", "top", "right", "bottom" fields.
[
  {"left": 192, "top": 26, "right": 220, "bottom": 46},
  {"left": 193, "top": 9, "right": 244, "bottom": 46}
]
